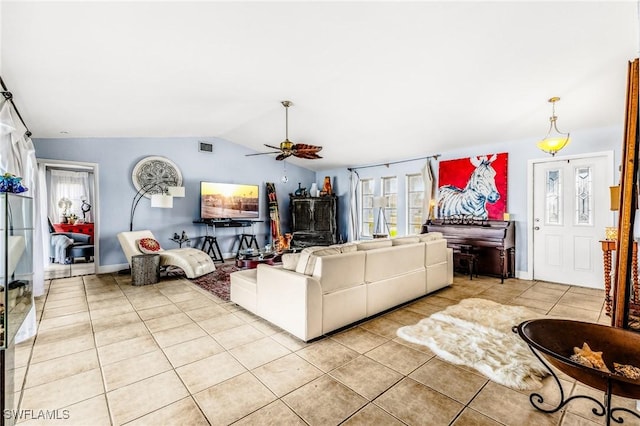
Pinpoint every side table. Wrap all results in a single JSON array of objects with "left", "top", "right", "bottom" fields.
[{"left": 131, "top": 253, "right": 160, "bottom": 286}]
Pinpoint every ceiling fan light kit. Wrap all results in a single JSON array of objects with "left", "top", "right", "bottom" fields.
[
  {"left": 246, "top": 100, "right": 323, "bottom": 160},
  {"left": 537, "top": 96, "right": 571, "bottom": 156}
]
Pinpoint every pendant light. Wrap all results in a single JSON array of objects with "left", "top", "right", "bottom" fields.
[{"left": 537, "top": 97, "right": 571, "bottom": 156}]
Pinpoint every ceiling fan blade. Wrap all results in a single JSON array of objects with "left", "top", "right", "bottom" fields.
[
  {"left": 293, "top": 152, "right": 322, "bottom": 159},
  {"left": 245, "top": 151, "right": 281, "bottom": 157},
  {"left": 275, "top": 152, "right": 293, "bottom": 161},
  {"left": 292, "top": 143, "right": 323, "bottom": 152},
  {"left": 264, "top": 144, "right": 283, "bottom": 150}
]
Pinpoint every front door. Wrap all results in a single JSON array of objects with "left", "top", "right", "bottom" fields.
[{"left": 532, "top": 154, "right": 612, "bottom": 288}]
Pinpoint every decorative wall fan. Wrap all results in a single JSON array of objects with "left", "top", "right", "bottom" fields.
[{"left": 246, "top": 101, "right": 322, "bottom": 160}]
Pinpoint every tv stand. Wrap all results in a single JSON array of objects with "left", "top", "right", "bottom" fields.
[
  {"left": 193, "top": 218, "right": 257, "bottom": 228},
  {"left": 193, "top": 219, "right": 264, "bottom": 262}
]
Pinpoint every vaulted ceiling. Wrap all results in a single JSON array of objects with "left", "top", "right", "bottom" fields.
[{"left": 2, "top": 1, "right": 638, "bottom": 170}]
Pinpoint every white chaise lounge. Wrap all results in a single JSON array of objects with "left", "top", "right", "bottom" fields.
[{"left": 117, "top": 230, "right": 215, "bottom": 279}]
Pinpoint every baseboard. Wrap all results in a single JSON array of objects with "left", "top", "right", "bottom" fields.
[
  {"left": 98, "top": 263, "right": 129, "bottom": 274},
  {"left": 515, "top": 269, "right": 532, "bottom": 280}
]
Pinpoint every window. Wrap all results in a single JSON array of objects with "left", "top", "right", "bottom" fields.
[
  {"left": 406, "top": 173, "right": 424, "bottom": 234},
  {"left": 382, "top": 176, "right": 398, "bottom": 237},
  {"left": 48, "top": 170, "right": 94, "bottom": 223},
  {"left": 360, "top": 178, "right": 374, "bottom": 237},
  {"left": 575, "top": 166, "right": 593, "bottom": 225}
]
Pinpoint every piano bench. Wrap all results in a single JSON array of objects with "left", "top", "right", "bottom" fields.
[{"left": 453, "top": 249, "right": 478, "bottom": 280}]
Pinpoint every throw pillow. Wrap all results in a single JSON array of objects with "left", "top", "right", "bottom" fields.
[
  {"left": 295, "top": 246, "right": 342, "bottom": 275},
  {"left": 330, "top": 242, "right": 357, "bottom": 253},
  {"left": 282, "top": 253, "right": 300, "bottom": 271},
  {"left": 356, "top": 239, "right": 393, "bottom": 251},
  {"left": 392, "top": 236, "right": 420, "bottom": 246},
  {"left": 419, "top": 232, "right": 443, "bottom": 242},
  {"left": 137, "top": 238, "right": 161, "bottom": 254}
]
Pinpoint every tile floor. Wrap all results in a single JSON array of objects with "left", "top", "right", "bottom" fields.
[{"left": 9, "top": 269, "right": 640, "bottom": 425}]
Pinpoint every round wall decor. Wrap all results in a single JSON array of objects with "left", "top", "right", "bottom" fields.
[{"left": 131, "top": 156, "right": 183, "bottom": 198}]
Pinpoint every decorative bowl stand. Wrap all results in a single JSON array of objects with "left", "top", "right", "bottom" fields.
[{"left": 515, "top": 319, "right": 640, "bottom": 426}]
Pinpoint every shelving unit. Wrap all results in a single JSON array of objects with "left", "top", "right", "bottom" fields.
[{"left": 1, "top": 193, "right": 34, "bottom": 426}]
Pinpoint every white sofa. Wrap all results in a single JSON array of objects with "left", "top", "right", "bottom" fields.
[{"left": 230, "top": 233, "right": 453, "bottom": 341}]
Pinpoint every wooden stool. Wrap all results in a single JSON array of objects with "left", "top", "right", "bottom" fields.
[
  {"left": 454, "top": 245, "right": 478, "bottom": 280},
  {"left": 131, "top": 253, "right": 160, "bottom": 285}
]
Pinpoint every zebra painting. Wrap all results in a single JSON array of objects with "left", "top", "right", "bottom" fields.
[{"left": 437, "top": 154, "right": 500, "bottom": 220}]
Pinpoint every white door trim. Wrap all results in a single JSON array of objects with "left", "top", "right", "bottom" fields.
[
  {"left": 37, "top": 158, "right": 100, "bottom": 274},
  {"left": 525, "top": 150, "right": 615, "bottom": 281}
]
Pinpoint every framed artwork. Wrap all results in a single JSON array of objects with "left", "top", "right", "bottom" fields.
[
  {"left": 436, "top": 152, "right": 508, "bottom": 220},
  {"left": 132, "top": 156, "right": 183, "bottom": 198}
]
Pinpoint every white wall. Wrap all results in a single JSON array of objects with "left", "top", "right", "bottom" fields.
[{"left": 317, "top": 125, "right": 623, "bottom": 277}]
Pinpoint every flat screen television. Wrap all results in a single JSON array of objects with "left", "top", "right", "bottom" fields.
[{"left": 200, "top": 182, "right": 259, "bottom": 220}]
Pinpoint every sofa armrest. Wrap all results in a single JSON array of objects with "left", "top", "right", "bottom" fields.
[{"left": 255, "top": 265, "right": 323, "bottom": 342}]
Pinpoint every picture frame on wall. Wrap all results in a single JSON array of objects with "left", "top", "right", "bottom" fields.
[{"left": 436, "top": 152, "right": 508, "bottom": 221}]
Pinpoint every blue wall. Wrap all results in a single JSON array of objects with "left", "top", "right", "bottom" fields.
[
  {"left": 316, "top": 125, "right": 622, "bottom": 276},
  {"left": 35, "top": 125, "right": 623, "bottom": 274},
  {"left": 34, "top": 137, "right": 316, "bottom": 268}
]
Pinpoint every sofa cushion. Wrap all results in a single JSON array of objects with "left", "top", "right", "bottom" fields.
[
  {"left": 356, "top": 239, "right": 393, "bottom": 251},
  {"left": 330, "top": 242, "right": 357, "bottom": 253},
  {"left": 364, "top": 243, "right": 425, "bottom": 282},
  {"left": 282, "top": 253, "right": 300, "bottom": 271},
  {"left": 419, "top": 232, "right": 443, "bottom": 242},
  {"left": 137, "top": 238, "right": 161, "bottom": 254},
  {"left": 295, "top": 246, "right": 342, "bottom": 275},
  {"left": 392, "top": 236, "right": 420, "bottom": 246}
]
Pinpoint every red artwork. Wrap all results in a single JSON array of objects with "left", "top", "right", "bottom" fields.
[{"left": 436, "top": 153, "right": 508, "bottom": 220}]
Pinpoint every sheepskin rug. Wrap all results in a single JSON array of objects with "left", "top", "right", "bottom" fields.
[{"left": 397, "top": 298, "right": 549, "bottom": 390}]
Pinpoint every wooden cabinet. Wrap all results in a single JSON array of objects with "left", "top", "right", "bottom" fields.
[
  {"left": 290, "top": 196, "right": 338, "bottom": 248},
  {"left": 423, "top": 220, "right": 515, "bottom": 282}
]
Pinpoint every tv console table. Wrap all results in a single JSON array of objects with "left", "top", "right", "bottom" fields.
[{"left": 193, "top": 219, "right": 263, "bottom": 262}]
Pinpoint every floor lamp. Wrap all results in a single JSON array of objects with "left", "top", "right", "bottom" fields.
[
  {"left": 129, "top": 183, "right": 185, "bottom": 231},
  {"left": 373, "top": 196, "right": 389, "bottom": 238}
]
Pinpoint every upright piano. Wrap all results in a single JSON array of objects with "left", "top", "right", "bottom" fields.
[{"left": 423, "top": 219, "right": 516, "bottom": 282}]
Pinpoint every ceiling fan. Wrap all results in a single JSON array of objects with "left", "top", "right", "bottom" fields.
[{"left": 246, "top": 100, "right": 323, "bottom": 160}]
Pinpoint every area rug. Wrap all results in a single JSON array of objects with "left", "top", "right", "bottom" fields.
[
  {"left": 188, "top": 263, "right": 240, "bottom": 301},
  {"left": 397, "top": 298, "right": 548, "bottom": 390}
]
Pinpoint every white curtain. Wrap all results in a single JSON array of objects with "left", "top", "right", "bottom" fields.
[
  {"left": 0, "top": 99, "right": 42, "bottom": 342},
  {"left": 37, "top": 163, "right": 49, "bottom": 269},
  {"left": 348, "top": 170, "right": 360, "bottom": 241},
  {"left": 422, "top": 158, "right": 436, "bottom": 222},
  {"left": 48, "top": 170, "right": 93, "bottom": 223}
]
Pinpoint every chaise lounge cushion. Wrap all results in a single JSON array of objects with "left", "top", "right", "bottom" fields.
[{"left": 117, "top": 230, "right": 215, "bottom": 279}]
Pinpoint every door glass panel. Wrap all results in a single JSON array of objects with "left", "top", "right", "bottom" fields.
[
  {"left": 575, "top": 166, "right": 593, "bottom": 225},
  {"left": 545, "top": 169, "right": 562, "bottom": 225}
]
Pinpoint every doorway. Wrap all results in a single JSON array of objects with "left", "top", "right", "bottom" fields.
[
  {"left": 38, "top": 159, "right": 99, "bottom": 279},
  {"left": 530, "top": 152, "right": 613, "bottom": 288}
]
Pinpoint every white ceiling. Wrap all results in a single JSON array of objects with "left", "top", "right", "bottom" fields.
[{"left": 1, "top": 1, "right": 638, "bottom": 171}]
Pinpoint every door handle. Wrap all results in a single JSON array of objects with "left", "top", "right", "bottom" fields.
[{"left": 534, "top": 226, "right": 540, "bottom": 230}]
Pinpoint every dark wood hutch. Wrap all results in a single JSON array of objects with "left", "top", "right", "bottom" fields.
[{"left": 290, "top": 195, "right": 338, "bottom": 248}]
